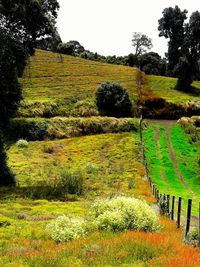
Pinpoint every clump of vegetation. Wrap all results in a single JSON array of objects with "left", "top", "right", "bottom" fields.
[
  {"left": 16, "top": 139, "right": 29, "bottom": 148},
  {"left": 10, "top": 117, "right": 139, "bottom": 140},
  {"left": 46, "top": 216, "right": 93, "bottom": 243},
  {"left": 25, "top": 166, "right": 83, "bottom": 199},
  {"left": 46, "top": 196, "right": 159, "bottom": 243},
  {"left": 96, "top": 82, "right": 132, "bottom": 117},
  {"left": 91, "top": 196, "right": 159, "bottom": 232}
]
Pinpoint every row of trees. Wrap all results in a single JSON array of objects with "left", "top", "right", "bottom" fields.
[
  {"left": 0, "top": 0, "right": 60, "bottom": 185},
  {"left": 54, "top": 38, "right": 167, "bottom": 76}
]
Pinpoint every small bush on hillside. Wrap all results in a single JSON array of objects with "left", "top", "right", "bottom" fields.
[
  {"left": 59, "top": 169, "right": 83, "bottom": 195},
  {"left": 46, "top": 217, "right": 94, "bottom": 243},
  {"left": 24, "top": 165, "right": 83, "bottom": 199},
  {"left": 16, "top": 139, "right": 29, "bottom": 148},
  {"left": 91, "top": 196, "right": 159, "bottom": 232},
  {"left": 46, "top": 196, "right": 159, "bottom": 243},
  {"left": 96, "top": 82, "right": 132, "bottom": 117}
]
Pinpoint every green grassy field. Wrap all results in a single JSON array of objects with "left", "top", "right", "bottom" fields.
[
  {"left": 144, "top": 122, "right": 200, "bottom": 215},
  {"left": 7, "top": 132, "right": 149, "bottom": 199},
  {"left": 18, "top": 50, "right": 138, "bottom": 117},
  {"left": 145, "top": 75, "right": 200, "bottom": 104},
  {"left": 1, "top": 49, "right": 200, "bottom": 266}
]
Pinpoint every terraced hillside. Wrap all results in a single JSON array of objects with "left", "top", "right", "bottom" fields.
[{"left": 18, "top": 50, "right": 138, "bottom": 117}]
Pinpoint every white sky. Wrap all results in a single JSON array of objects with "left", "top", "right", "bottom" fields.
[{"left": 57, "top": 0, "right": 200, "bottom": 57}]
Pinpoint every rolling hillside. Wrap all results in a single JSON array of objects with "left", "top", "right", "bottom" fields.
[
  {"left": 18, "top": 50, "right": 138, "bottom": 117},
  {"left": 1, "top": 50, "right": 200, "bottom": 266}
]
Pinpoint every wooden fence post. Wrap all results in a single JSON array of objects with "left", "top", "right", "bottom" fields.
[
  {"left": 157, "top": 190, "right": 159, "bottom": 202},
  {"left": 185, "top": 199, "right": 192, "bottom": 240},
  {"left": 171, "top": 196, "right": 175, "bottom": 220},
  {"left": 177, "top": 197, "right": 182, "bottom": 228},
  {"left": 152, "top": 184, "right": 155, "bottom": 196},
  {"left": 167, "top": 195, "right": 170, "bottom": 214}
]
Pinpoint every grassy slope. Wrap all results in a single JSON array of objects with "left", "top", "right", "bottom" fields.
[
  {"left": 2, "top": 50, "right": 200, "bottom": 265},
  {"left": 144, "top": 123, "right": 200, "bottom": 215},
  {"left": 8, "top": 133, "right": 149, "bottom": 199},
  {"left": 18, "top": 50, "right": 138, "bottom": 117},
  {"left": 145, "top": 75, "right": 200, "bottom": 104}
]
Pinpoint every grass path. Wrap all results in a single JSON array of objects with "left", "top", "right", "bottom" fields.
[
  {"left": 144, "top": 120, "right": 199, "bottom": 216},
  {"left": 154, "top": 128, "right": 171, "bottom": 193},
  {"left": 165, "top": 124, "right": 194, "bottom": 196}
]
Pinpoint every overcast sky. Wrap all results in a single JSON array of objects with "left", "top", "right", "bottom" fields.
[{"left": 57, "top": 0, "right": 200, "bottom": 57}]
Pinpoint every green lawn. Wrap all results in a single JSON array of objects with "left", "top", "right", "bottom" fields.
[{"left": 144, "top": 123, "right": 200, "bottom": 215}]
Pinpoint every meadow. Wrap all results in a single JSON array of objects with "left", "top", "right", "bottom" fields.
[
  {"left": 144, "top": 121, "right": 200, "bottom": 216},
  {"left": 145, "top": 75, "right": 200, "bottom": 105},
  {"left": 18, "top": 50, "right": 138, "bottom": 118},
  {"left": 1, "top": 49, "right": 200, "bottom": 266}
]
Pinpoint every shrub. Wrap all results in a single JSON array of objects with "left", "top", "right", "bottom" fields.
[
  {"left": 16, "top": 139, "right": 29, "bottom": 148},
  {"left": 46, "top": 196, "right": 159, "bottom": 243},
  {"left": 46, "top": 217, "right": 90, "bottom": 242},
  {"left": 91, "top": 196, "right": 159, "bottom": 232},
  {"left": 96, "top": 82, "right": 132, "bottom": 117},
  {"left": 24, "top": 164, "right": 84, "bottom": 200},
  {"left": 59, "top": 169, "right": 83, "bottom": 195}
]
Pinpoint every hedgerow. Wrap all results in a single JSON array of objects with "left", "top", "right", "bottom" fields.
[{"left": 10, "top": 117, "right": 139, "bottom": 140}]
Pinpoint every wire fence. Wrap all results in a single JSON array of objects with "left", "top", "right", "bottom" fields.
[{"left": 136, "top": 69, "right": 200, "bottom": 245}]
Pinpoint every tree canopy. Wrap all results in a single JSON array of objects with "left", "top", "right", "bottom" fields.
[
  {"left": 158, "top": 5, "right": 200, "bottom": 90},
  {"left": 0, "top": 0, "right": 60, "bottom": 54}
]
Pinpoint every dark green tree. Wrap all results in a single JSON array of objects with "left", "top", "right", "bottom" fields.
[
  {"left": 158, "top": 6, "right": 200, "bottom": 90},
  {"left": 57, "top": 40, "right": 85, "bottom": 56},
  {"left": 158, "top": 6, "right": 187, "bottom": 76},
  {"left": 96, "top": 82, "right": 132, "bottom": 118},
  {"left": 126, "top": 53, "right": 138, "bottom": 67},
  {"left": 139, "top": 52, "right": 166, "bottom": 76},
  {"left": 0, "top": 131, "right": 15, "bottom": 186},
  {"left": 0, "top": 0, "right": 60, "bottom": 55},
  {"left": 0, "top": 0, "right": 59, "bottom": 186},
  {"left": 0, "top": 32, "right": 22, "bottom": 124},
  {"left": 37, "top": 28, "right": 62, "bottom": 52}
]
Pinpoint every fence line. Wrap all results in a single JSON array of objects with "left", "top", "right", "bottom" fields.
[{"left": 136, "top": 68, "right": 200, "bottom": 245}]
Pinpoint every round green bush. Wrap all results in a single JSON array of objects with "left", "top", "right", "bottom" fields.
[{"left": 95, "top": 82, "right": 132, "bottom": 117}]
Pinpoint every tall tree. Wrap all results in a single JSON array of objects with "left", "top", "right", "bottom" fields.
[
  {"left": 158, "top": 6, "right": 200, "bottom": 90},
  {"left": 0, "top": 0, "right": 59, "bottom": 186},
  {"left": 132, "top": 32, "right": 153, "bottom": 56},
  {"left": 158, "top": 6, "right": 187, "bottom": 76},
  {"left": 0, "top": 0, "right": 60, "bottom": 54}
]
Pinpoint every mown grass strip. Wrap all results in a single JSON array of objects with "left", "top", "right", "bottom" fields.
[
  {"left": 170, "top": 124, "right": 200, "bottom": 197},
  {"left": 144, "top": 125, "right": 169, "bottom": 190}
]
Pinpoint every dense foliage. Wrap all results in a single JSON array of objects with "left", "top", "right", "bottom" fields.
[
  {"left": 0, "top": 131, "right": 15, "bottom": 186},
  {"left": 139, "top": 52, "right": 166, "bottom": 75},
  {"left": 96, "top": 82, "right": 132, "bottom": 117},
  {"left": 0, "top": 0, "right": 59, "bottom": 186},
  {"left": 158, "top": 5, "right": 200, "bottom": 90}
]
